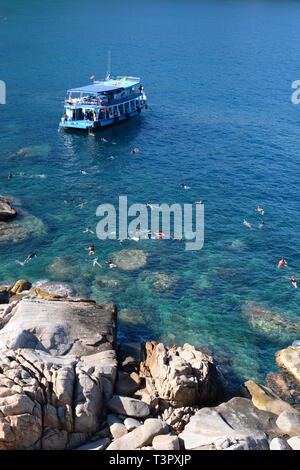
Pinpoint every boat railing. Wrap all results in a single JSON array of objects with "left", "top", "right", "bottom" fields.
[{"left": 65, "top": 91, "right": 143, "bottom": 108}]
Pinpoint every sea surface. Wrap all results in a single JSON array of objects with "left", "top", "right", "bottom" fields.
[{"left": 1, "top": 0, "right": 300, "bottom": 385}]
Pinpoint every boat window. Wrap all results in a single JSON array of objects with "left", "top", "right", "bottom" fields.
[
  {"left": 131, "top": 100, "right": 135, "bottom": 110},
  {"left": 119, "top": 104, "right": 124, "bottom": 115},
  {"left": 125, "top": 102, "right": 129, "bottom": 113}
]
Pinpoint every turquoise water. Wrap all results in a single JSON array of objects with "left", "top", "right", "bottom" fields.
[{"left": 1, "top": 0, "right": 300, "bottom": 385}]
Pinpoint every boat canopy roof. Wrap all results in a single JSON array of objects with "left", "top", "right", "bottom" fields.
[{"left": 68, "top": 76, "right": 141, "bottom": 94}]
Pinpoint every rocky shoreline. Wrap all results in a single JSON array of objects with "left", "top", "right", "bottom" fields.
[{"left": 0, "top": 279, "right": 300, "bottom": 450}]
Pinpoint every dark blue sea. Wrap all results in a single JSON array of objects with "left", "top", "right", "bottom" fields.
[{"left": 1, "top": 0, "right": 300, "bottom": 384}]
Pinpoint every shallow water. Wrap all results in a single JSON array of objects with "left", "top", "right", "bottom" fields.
[{"left": 1, "top": 0, "right": 300, "bottom": 384}]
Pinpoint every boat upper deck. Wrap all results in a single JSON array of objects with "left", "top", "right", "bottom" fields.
[{"left": 65, "top": 76, "right": 144, "bottom": 109}]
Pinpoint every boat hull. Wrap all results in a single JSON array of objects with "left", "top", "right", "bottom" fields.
[{"left": 59, "top": 105, "right": 146, "bottom": 131}]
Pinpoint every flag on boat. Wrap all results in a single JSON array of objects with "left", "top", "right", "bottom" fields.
[
  {"left": 90, "top": 74, "right": 95, "bottom": 80},
  {"left": 105, "top": 73, "right": 111, "bottom": 81}
]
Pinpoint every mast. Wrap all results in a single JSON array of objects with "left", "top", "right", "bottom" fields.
[{"left": 106, "top": 50, "right": 111, "bottom": 80}]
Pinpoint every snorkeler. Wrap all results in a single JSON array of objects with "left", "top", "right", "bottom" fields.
[
  {"left": 278, "top": 258, "right": 288, "bottom": 268},
  {"left": 243, "top": 219, "right": 251, "bottom": 229},
  {"left": 77, "top": 202, "right": 88, "bottom": 209},
  {"left": 8, "top": 172, "right": 13, "bottom": 180},
  {"left": 23, "top": 251, "right": 37, "bottom": 264},
  {"left": 106, "top": 260, "right": 117, "bottom": 269},
  {"left": 290, "top": 276, "right": 298, "bottom": 289},
  {"left": 101, "top": 137, "right": 108, "bottom": 143},
  {"left": 92, "top": 257, "right": 102, "bottom": 268},
  {"left": 256, "top": 206, "right": 264, "bottom": 215},
  {"left": 130, "top": 147, "right": 140, "bottom": 154},
  {"left": 83, "top": 227, "right": 94, "bottom": 234},
  {"left": 180, "top": 183, "right": 190, "bottom": 190},
  {"left": 88, "top": 244, "right": 95, "bottom": 256},
  {"left": 259, "top": 221, "right": 265, "bottom": 228},
  {"left": 80, "top": 169, "right": 88, "bottom": 175}
]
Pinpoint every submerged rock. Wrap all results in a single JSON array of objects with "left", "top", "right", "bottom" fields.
[
  {"left": 119, "top": 308, "right": 145, "bottom": 325},
  {"left": 10, "top": 144, "right": 51, "bottom": 159},
  {"left": 138, "top": 271, "right": 178, "bottom": 291},
  {"left": 48, "top": 256, "right": 78, "bottom": 282},
  {"left": 0, "top": 196, "right": 17, "bottom": 221},
  {"left": 110, "top": 249, "right": 147, "bottom": 271},
  {"left": 241, "top": 301, "right": 300, "bottom": 341},
  {"left": 0, "top": 207, "right": 46, "bottom": 244}
]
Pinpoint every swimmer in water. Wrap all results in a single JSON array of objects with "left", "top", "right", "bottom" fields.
[
  {"left": 92, "top": 257, "right": 102, "bottom": 268},
  {"left": 20, "top": 172, "right": 27, "bottom": 177},
  {"left": 108, "top": 156, "right": 114, "bottom": 160},
  {"left": 106, "top": 260, "right": 117, "bottom": 269},
  {"left": 77, "top": 202, "right": 88, "bottom": 209},
  {"left": 278, "top": 258, "right": 288, "bottom": 269},
  {"left": 256, "top": 206, "right": 264, "bottom": 215},
  {"left": 83, "top": 227, "right": 94, "bottom": 234},
  {"left": 195, "top": 201, "right": 202, "bottom": 205},
  {"left": 180, "top": 183, "right": 190, "bottom": 190},
  {"left": 290, "top": 276, "right": 298, "bottom": 289},
  {"left": 80, "top": 169, "right": 88, "bottom": 175},
  {"left": 130, "top": 147, "right": 140, "bottom": 154},
  {"left": 243, "top": 219, "right": 251, "bottom": 229},
  {"left": 8, "top": 172, "right": 13, "bottom": 180},
  {"left": 88, "top": 244, "right": 95, "bottom": 256},
  {"left": 259, "top": 221, "right": 265, "bottom": 228},
  {"left": 101, "top": 137, "right": 108, "bottom": 143},
  {"left": 23, "top": 251, "right": 37, "bottom": 264}
]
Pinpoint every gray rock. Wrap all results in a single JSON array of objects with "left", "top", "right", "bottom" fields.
[
  {"left": 179, "top": 397, "right": 277, "bottom": 450},
  {"left": 276, "top": 411, "right": 300, "bottom": 436},
  {"left": 287, "top": 436, "right": 300, "bottom": 450},
  {"left": 109, "top": 422, "right": 128, "bottom": 440},
  {"left": 106, "top": 395, "right": 150, "bottom": 418},
  {"left": 269, "top": 437, "right": 291, "bottom": 450},
  {"left": 0, "top": 296, "right": 118, "bottom": 450},
  {"left": 292, "top": 340, "right": 300, "bottom": 348},
  {"left": 115, "top": 370, "right": 141, "bottom": 396},
  {"left": 75, "top": 437, "right": 111, "bottom": 450},
  {"left": 152, "top": 435, "right": 180, "bottom": 450},
  {"left": 106, "top": 418, "right": 169, "bottom": 450},
  {"left": 124, "top": 417, "right": 142, "bottom": 432},
  {"left": 0, "top": 298, "right": 117, "bottom": 355}
]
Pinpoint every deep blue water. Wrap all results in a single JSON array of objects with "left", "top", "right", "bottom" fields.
[{"left": 1, "top": 0, "right": 300, "bottom": 384}]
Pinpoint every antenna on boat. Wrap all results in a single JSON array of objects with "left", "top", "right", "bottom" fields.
[{"left": 106, "top": 50, "right": 111, "bottom": 80}]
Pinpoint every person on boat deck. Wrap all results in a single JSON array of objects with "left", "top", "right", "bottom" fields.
[
  {"left": 66, "top": 94, "right": 73, "bottom": 104},
  {"left": 64, "top": 113, "right": 67, "bottom": 122},
  {"left": 139, "top": 84, "right": 144, "bottom": 93}
]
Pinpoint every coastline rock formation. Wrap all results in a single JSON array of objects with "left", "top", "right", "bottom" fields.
[
  {"left": 0, "top": 286, "right": 117, "bottom": 450},
  {"left": 1, "top": 279, "right": 300, "bottom": 450}
]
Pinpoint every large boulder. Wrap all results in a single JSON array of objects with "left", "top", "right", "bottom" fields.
[
  {"left": 244, "top": 380, "right": 296, "bottom": 415},
  {"left": 0, "top": 196, "right": 17, "bottom": 221},
  {"left": 276, "top": 411, "right": 300, "bottom": 436},
  {"left": 0, "top": 296, "right": 117, "bottom": 450},
  {"left": 276, "top": 346, "right": 300, "bottom": 385},
  {"left": 106, "top": 418, "right": 169, "bottom": 450},
  {"left": 140, "top": 342, "right": 225, "bottom": 408},
  {"left": 179, "top": 397, "right": 278, "bottom": 450},
  {"left": 106, "top": 395, "right": 150, "bottom": 418}
]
